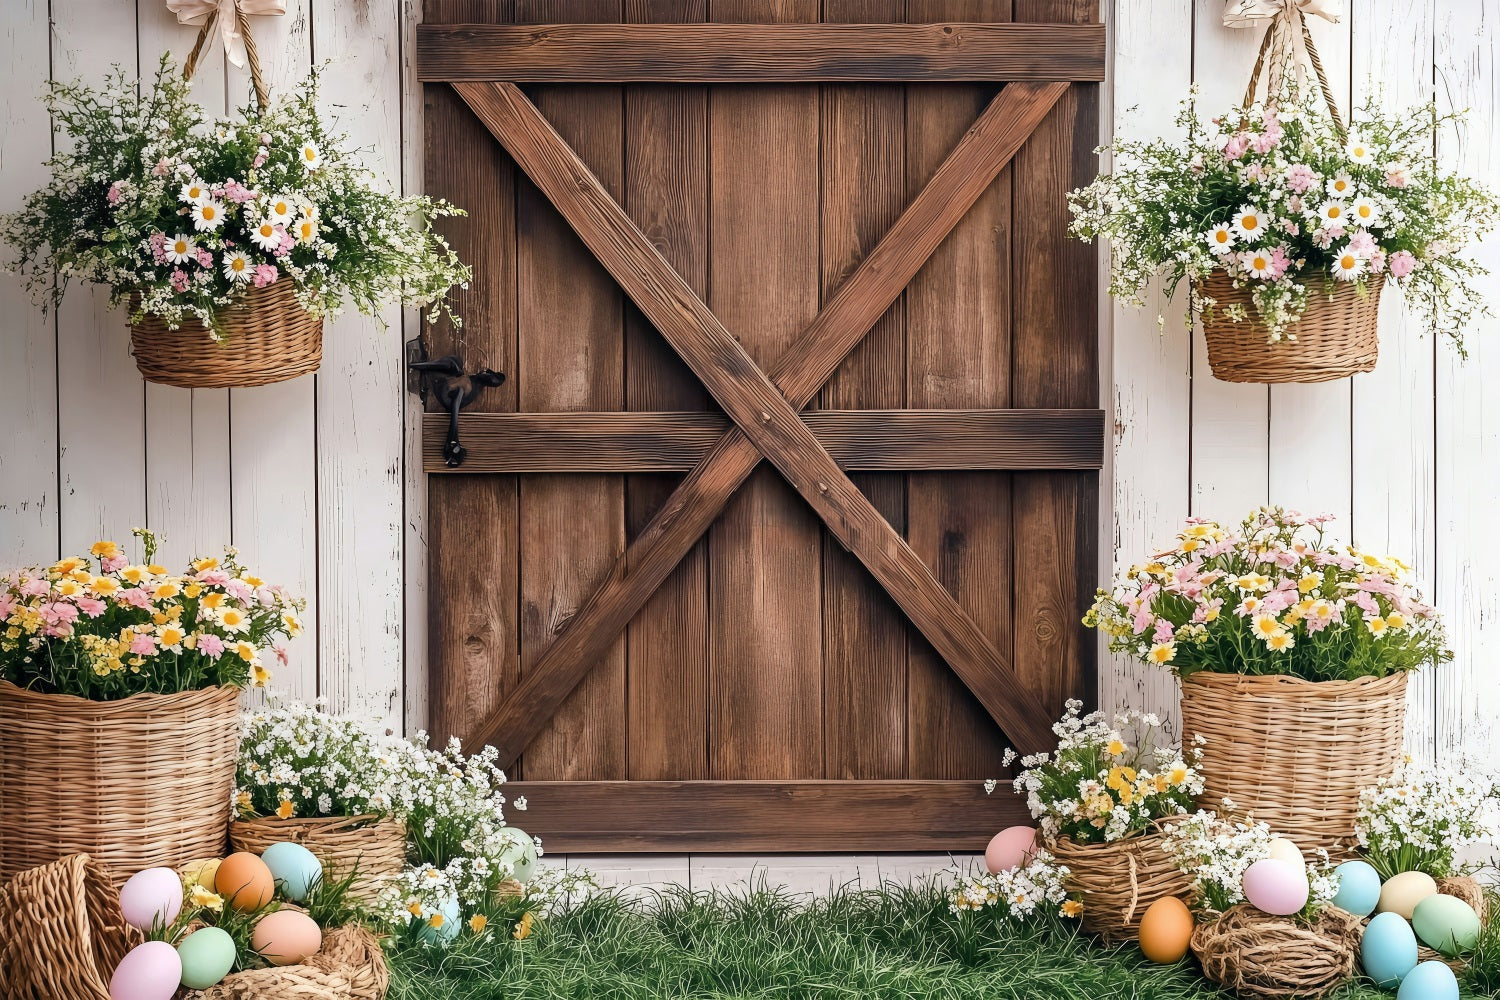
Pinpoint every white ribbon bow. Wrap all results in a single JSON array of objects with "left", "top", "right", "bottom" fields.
[
  {"left": 1223, "top": 0, "right": 1343, "bottom": 29},
  {"left": 165, "top": 0, "right": 285, "bottom": 68}
]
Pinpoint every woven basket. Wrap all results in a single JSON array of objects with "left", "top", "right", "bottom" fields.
[
  {"left": 1191, "top": 903, "right": 1362, "bottom": 999},
  {"left": 187, "top": 924, "right": 389, "bottom": 1000},
  {"left": 0, "top": 681, "right": 240, "bottom": 886},
  {"left": 1046, "top": 827, "right": 1194, "bottom": 942},
  {"left": 230, "top": 815, "right": 406, "bottom": 903},
  {"left": 130, "top": 281, "right": 323, "bottom": 388},
  {"left": 0, "top": 853, "right": 139, "bottom": 999},
  {"left": 1179, "top": 671, "right": 1407, "bottom": 857},
  {"left": 1414, "top": 875, "right": 1488, "bottom": 971},
  {"left": 1197, "top": 271, "right": 1382, "bottom": 383}
]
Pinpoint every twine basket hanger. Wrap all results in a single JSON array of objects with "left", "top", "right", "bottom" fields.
[
  {"left": 1240, "top": 2, "right": 1345, "bottom": 137},
  {"left": 182, "top": 3, "right": 269, "bottom": 110}
]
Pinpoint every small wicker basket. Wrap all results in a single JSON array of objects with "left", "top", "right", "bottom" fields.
[
  {"left": 1046, "top": 826, "right": 1193, "bottom": 942},
  {"left": 1191, "top": 903, "right": 1362, "bottom": 999},
  {"left": 0, "top": 681, "right": 240, "bottom": 885},
  {"left": 130, "top": 281, "right": 323, "bottom": 388},
  {"left": 1179, "top": 671, "right": 1407, "bottom": 857},
  {"left": 1197, "top": 271, "right": 1382, "bottom": 384},
  {"left": 230, "top": 815, "right": 406, "bottom": 903}
]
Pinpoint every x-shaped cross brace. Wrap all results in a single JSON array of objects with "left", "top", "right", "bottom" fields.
[{"left": 451, "top": 78, "right": 1069, "bottom": 761}]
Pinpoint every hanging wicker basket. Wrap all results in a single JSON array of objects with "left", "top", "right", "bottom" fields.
[
  {"left": 1191, "top": 903, "right": 1362, "bottom": 999},
  {"left": 0, "top": 681, "right": 240, "bottom": 886},
  {"left": 130, "top": 281, "right": 323, "bottom": 388},
  {"left": 230, "top": 815, "right": 406, "bottom": 903},
  {"left": 1178, "top": 671, "right": 1407, "bottom": 857},
  {"left": 1046, "top": 826, "right": 1194, "bottom": 942},
  {"left": 1198, "top": 272, "right": 1382, "bottom": 383}
]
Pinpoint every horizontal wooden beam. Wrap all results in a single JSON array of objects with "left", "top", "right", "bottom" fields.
[
  {"left": 425, "top": 408, "right": 1104, "bottom": 473},
  {"left": 506, "top": 780, "right": 1027, "bottom": 853},
  {"left": 417, "top": 23, "right": 1106, "bottom": 82}
]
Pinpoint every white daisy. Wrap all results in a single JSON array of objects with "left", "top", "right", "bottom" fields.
[
  {"left": 179, "top": 180, "right": 211, "bottom": 205},
  {"left": 222, "top": 251, "right": 253, "bottom": 283},
  {"left": 293, "top": 215, "right": 318, "bottom": 244},
  {"left": 1242, "top": 249, "right": 1276, "bottom": 280},
  {"left": 263, "top": 195, "right": 295, "bottom": 226},
  {"left": 1205, "top": 223, "right": 1237, "bottom": 255},
  {"left": 1331, "top": 249, "right": 1366, "bottom": 281},
  {"left": 1346, "top": 136, "right": 1376, "bottom": 165},
  {"left": 1326, "top": 172, "right": 1355, "bottom": 199},
  {"left": 1231, "top": 205, "right": 1267, "bottom": 241},
  {"left": 191, "top": 200, "right": 226, "bottom": 232},
  {"left": 298, "top": 141, "right": 322, "bottom": 171},
  {"left": 165, "top": 234, "right": 197, "bottom": 265},
  {"left": 1316, "top": 201, "right": 1348, "bottom": 227},
  {"left": 1349, "top": 198, "right": 1381, "bottom": 227},
  {"left": 250, "top": 220, "right": 284, "bottom": 253}
]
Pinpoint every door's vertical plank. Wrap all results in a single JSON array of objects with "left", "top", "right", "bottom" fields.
[
  {"left": 1352, "top": 0, "right": 1437, "bottom": 762},
  {"left": 622, "top": 0, "right": 711, "bottom": 780},
  {"left": 424, "top": 0, "right": 521, "bottom": 749},
  {"left": 819, "top": 0, "right": 908, "bottom": 780},
  {"left": 706, "top": 0, "right": 823, "bottom": 780},
  {"left": 1012, "top": 0, "right": 1099, "bottom": 719},
  {"left": 904, "top": 0, "right": 1014, "bottom": 777},
  {"left": 516, "top": 0, "right": 627, "bottom": 781},
  {"left": 402, "top": 0, "right": 429, "bottom": 737},
  {"left": 0, "top": 0, "right": 59, "bottom": 566},
  {"left": 52, "top": 0, "right": 148, "bottom": 560}
]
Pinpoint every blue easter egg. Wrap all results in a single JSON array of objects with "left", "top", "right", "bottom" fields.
[
  {"left": 1396, "top": 960, "right": 1460, "bottom": 1000},
  {"left": 1362, "top": 911, "right": 1420, "bottom": 989},
  {"left": 417, "top": 897, "right": 462, "bottom": 945},
  {"left": 1332, "top": 860, "right": 1382, "bottom": 917},
  {"left": 260, "top": 842, "right": 323, "bottom": 902}
]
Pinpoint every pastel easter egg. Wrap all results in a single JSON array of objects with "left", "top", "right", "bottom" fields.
[
  {"left": 985, "top": 826, "right": 1039, "bottom": 874},
  {"left": 261, "top": 842, "right": 323, "bottom": 902},
  {"left": 501, "top": 828, "right": 538, "bottom": 885},
  {"left": 417, "top": 897, "right": 462, "bottom": 945},
  {"left": 251, "top": 909, "right": 322, "bottom": 966},
  {"left": 181, "top": 858, "right": 222, "bottom": 891},
  {"left": 1137, "top": 896, "right": 1194, "bottom": 963},
  {"left": 118, "top": 868, "right": 183, "bottom": 932},
  {"left": 175, "top": 926, "right": 236, "bottom": 990},
  {"left": 1379, "top": 871, "right": 1439, "bottom": 920},
  {"left": 1242, "top": 858, "right": 1309, "bottom": 916},
  {"left": 1266, "top": 837, "right": 1305, "bottom": 869},
  {"left": 109, "top": 940, "right": 182, "bottom": 1000},
  {"left": 1331, "top": 860, "right": 1382, "bottom": 917},
  {"left": 1396, "top": 959, "right": 1460, "bottom": 1000},
  {"left": 1413, "top": 893, "right": 1481, "bottom": 957},
  {"left": 215, "top": 852, "right": 275, "bottom": 912},
  {"left": 1361, "top": 910, "right": 1420, "bottom": 989}
]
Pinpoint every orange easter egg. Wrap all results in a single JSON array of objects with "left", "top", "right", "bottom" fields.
[
  {"left": 1138, "top": 896, "right": 1195, "bottom": 963},
  {"left": 215, "top": 852, "right": 274, "bottom": 912},
  {"left": 251, "top": 909, "right": 322, "bottom": 967}
]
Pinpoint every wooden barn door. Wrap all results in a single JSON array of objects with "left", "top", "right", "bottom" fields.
[{"left": 419, "top": 0, "right": 1104, "bottom": 852}]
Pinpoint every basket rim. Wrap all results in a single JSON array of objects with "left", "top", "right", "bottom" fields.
[
  {"left": 1180, "top": 670, "right": 1410, "bottom": 693},
  {"left": 231, "top": 812, "right": 399, "bottom": 830},
  {"left": 0, "top": 678, "right": 241, "bottom": 712}
]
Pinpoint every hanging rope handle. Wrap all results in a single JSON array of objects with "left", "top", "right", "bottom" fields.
[
  {"left": 1240, "top": 6, "right": 1345, "bottom": 138},
  {"left": 181, "top": 6, "right": 269, "bottom": 111}
]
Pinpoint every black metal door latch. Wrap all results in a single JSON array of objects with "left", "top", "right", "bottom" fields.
[{"left": 408, "top": 355, "right": 506, "bottom": 468}]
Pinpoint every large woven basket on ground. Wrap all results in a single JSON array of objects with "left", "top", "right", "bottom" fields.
[
  {"left": 130, "top": 281, "right": 323, "bottom": 388},
  {"left": 1179, "top": 671, "right": 1407, "bottom": 857},
  {"left": 1197, "top": 271, "right": 1382, "bottom": 384},
  {"left": 231, "top": 815, "right": 406, "bottom": 903},
  {"left": 1191, "top": 903, "right": 1362, "bottom": 999},
  {"left": 1047, "top": 826, "right": 1193, "bottom": 942},
  {"left": 0, "top": 681, "right": 239, "bottom": 885}
]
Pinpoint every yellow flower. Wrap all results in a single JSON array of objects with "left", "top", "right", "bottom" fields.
[
  {"left": 1105, "top": 739, "right": 1126, "bottom": 756},
  {"left": 189, "top": 884, "right": 225, "bottom": 912},
  {"left": 159, "top": 625, "right": 187, "bottom": 648},
  {"left": 53, "top": 556, "right": 87, "bottom": 575},
  {"left": 192, "top": 557, "right": 220, "bottom": 572},
  {"left": 1169, "top": 765, "right": 1188, "bottom": 784},
  {"left": 1180, "top": 538, "right": 1201, "bottom": 553},
  {"left": 147, "top": 564, "right": 168, "bottom": 576},
  {"left": 241, "top": 574, "right": 264, "bottom": 588},
  {"left": 1234, "top": 574, "right": 1272, "bottom": 592},
  {"left": 1252, "top": 615, "right": 1284, "bottom": 639},
  {"left": 469, "top": 914, "right": 488, "bottom": 934},
  {"left": 90, "top": 540, "right": 121, "bottom": 559},
  {"left": 1202, "top": 605, "right": 1221, "bottom": 623},
  {"left": 408, "top": 900, "right": 424, "bottom": 917},
  {"left": 429, "top": 913, "right": 446, "bottom": 930},
  {"left": 152, "top": 582, "right": 180, "bottom": 601},
  {"left": 183, "top": 583, "right": 203, "bottom": 599},
  {"left": 1061, "top": 900, "right": 1083, "bottom": 918},
  {"left": 55, "top": 579, "right": 83, "bottom": 598},
  {"left": 1153, "top": 774, "right": 1170, "bottom": 793},
  {"left": 1147, "top": 642, "right": 1175, "bottom": 665},
  {"left": 121, "top": 566, "right": 149, "bottom": 585},
  {"left": 1385, "top": 612, "right": 1408, "bottom": 629},
  {"left": 234, "top": 791, "right": 254, "bottom": 815},
  {"left": 252, "top": 663, "right": 272, "bottom": 687},
  {"left": 235, "top": 640, "right": 257, "bottom": 661},
  {"left": 513, "top": 912, "right": 534, "bottom": 940},
  {"left": 219, "top": 607, "right": 248, "bottom": 631},
  {"left": 283, "top": 614, "right": 303, "bottom": 637},
  {"left": 91, "top": 576, "right": 120, "bottom": 595},
  {"left": 277, "top": 799, "right": 294, "bottom": 819},
  {"left": 1367, "top": 616, "right": 1389, "bottom": 636},
  {"left": 1266, "top": 631, "right": 1295, "bottom": 652}
]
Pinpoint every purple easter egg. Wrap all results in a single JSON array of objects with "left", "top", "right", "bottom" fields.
[
  {"left": 1243, "top": 858, "right": 1310, "bottom": 916},
  {"left": 117, "top": 867, "right": 183, "bottom": 932},
  {"left": 109, "top": 940, "right": 182, "bottom": 1000}
]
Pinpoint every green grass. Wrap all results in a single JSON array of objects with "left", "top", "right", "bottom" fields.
[{"left": 386, "top": 881, "right": 1420, "bottom": 1000}]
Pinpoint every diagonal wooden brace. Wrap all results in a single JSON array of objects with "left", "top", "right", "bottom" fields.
[{"left": 453, "top": 79, "right": 1068, "bottom": 761}]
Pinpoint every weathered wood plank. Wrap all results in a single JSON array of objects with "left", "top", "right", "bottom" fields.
[
  {"left": 506, "top": 779, "right": 1028, "bottom": 852},
  {"left": 453, "top": 77, "right": 1066, "bottom": 765},
  {"left": 417, "top": 21, "right": 1108, "bottom": 82},
  {"left": 424, "top": 409, "right": 1106, "bottom": 472}
]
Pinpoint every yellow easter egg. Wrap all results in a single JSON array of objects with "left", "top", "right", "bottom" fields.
[{"left": 1378, "top": 870, "right": 1438, "bottom": 920}]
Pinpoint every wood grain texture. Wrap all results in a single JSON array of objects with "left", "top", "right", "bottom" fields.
[
  {"left": 416, "top": 21, "right": 1107, "bottom": 82},
  {"left": 425, "top": 409, "right": 1106, "bottom": 472},
  {"left": 455, "top": 76, "right": 1066, "bottom": 766},
  {"left": 506, "top": 780, "right": 1027, "bottom": 851}
]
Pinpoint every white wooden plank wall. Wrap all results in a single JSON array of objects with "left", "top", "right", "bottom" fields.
[{"left": 4, "top": 0, "right": 1500, "bottom": 888}]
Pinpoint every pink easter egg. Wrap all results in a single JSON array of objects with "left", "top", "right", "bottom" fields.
[
  {"left": 109, "top": 940, "right": 182, "bottom": 1000},
  {"left": 985, "top": 825, "right": 1039, "bottom": 874},
  {"left": 118, "top": 867, "right": 183, "bottom": 932},
  {"left": 1242, "top": 858, "right": 1309, "bottom": 916}
]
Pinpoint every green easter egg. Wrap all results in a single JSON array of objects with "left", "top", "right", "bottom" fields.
[
  {"left": 176, "top": 926, "right": 236, "bottom": 989},
  {"left": 501, "top": 828, "right": 538, "bottom": 885},
  {"left": 1412, "top": 893, "right": 1481, "bottom": 957}
]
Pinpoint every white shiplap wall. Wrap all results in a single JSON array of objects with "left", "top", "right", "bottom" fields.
[{"left": 4, "top": 1, "right": 1499, "bottom": 886}]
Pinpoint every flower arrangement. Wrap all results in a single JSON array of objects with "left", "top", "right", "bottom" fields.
[
  {"left": 0, "top": 530, "right": 303, "bottom": 699},
  {"left": 1002, "top": 700, "right": 1202, "bottom": 845},
  {"left": 1086, "top": 507, "right": 1450, "bottom": 681},
  {"left": 949, "top": 852, "right": 1078, "bottom": 921},
  {"left": 234, "top": 701, "right": 401, "bottom": 820},
  {"left": 1162, "top": 806, "right": 1340, "bottom": 917},
  {"left": 1356, "top": 757, "right": 1500, "bottom": 880},
  {"left": 0, "top": 56, "right": 469, "bottom": 338},
  {"left": 1069, "top": 85, "right": 1497, "bottom": 347}
]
